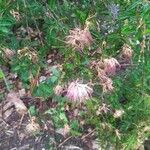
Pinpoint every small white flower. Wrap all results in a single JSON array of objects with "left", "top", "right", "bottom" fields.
[{"left": 66, "top": 80, "right": 93, "bottom": 103}]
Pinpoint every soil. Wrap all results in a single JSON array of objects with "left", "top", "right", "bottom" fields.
[
  {"left": 0, "top": 64, "right": 98, "bottom": 150},
  {"left": 0, "top": 94, "right": 97, "bottom": 150}
]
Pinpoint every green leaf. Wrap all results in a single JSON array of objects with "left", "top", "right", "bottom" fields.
[
  {"left": 70, "top": 120, "right": 80, "bottom": 131},
  {"left": 70, "top": 129, "right": 82, "bottom": 137},
  {"left": 50, "top": 67, "right": 60, "bottom": 76},
  {"left": 0, "top": 27, "right": 9, "bottom": 34},
  {"left": 75, "top": 10, "right": 89, "bottom": 24},
  {"left": 29, "top": 105, "right": 38, "bottom": 116},
  {"left": 51, "top": 76, "right": 58, "bottom": 83},
  {"left": 48, "top": 0, "right": 57, "bottom": 10},
  {"left": 33, "top": 83, "right": 53, "bottom": 98},
  {"left": 59, "top": 112, "right": 68, "bottom": 123}
]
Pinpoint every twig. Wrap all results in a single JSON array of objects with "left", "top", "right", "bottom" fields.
[
  {"left": 81, "top": 128, "right": 96, "bottom": 140},
  {"left": 57, "top": 136, "right": 72, "bottom": 148},
  {"left": 18, "top": 113, "right": 25, "bottom": 129},
  {"left": 0, "top": 117, "right": 11, "bottom": 127}
]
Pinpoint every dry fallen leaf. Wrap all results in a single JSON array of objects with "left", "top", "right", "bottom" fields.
[
  {"left": 26, "top": 116, "right": 40, "bottom": 135},
  {"left": 0, "top": 101, "right": 14, "bottom": 120},
  {"left": 63, "top": 124, "right": 70, "bottom": 137},
  {"left": 6, "top": 91, "right": 27, "bottom": 115},
  {"left": 19, "top": 88, "right": 26, "bottom": 97}
]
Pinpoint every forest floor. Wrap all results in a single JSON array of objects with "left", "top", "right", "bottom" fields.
[{"left": 0, "top": 66, "right": 99, "bottom": 150}]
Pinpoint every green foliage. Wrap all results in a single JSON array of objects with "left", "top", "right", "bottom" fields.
[
  {"left": 33, "top": 82, "right": 53, "bottom": 98},
  {"left": 29, "top": 105, "right": 38, "bottom": 116},
  {"left": 45, "top": 104, "right": 68, "bottom": 128},
  {"left": 70, "top": 120, "right": 82, "bottom": 136},
  {"left": 1, "top": 0, "right": 150, "bottom": 149}
]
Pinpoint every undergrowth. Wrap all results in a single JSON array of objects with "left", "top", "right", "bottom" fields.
[{"left": 0, "top": 0, "right": 150, "bottom": 149}]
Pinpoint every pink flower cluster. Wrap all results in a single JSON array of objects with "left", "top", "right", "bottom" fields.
[{"left": 66, "top": 80, "right": 93, "bottom": 103}]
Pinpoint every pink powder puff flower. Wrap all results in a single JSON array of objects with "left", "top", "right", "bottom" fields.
[
  {"left": 103, "top": 57, "right": 120, "bottom": 75},
  {"left": 66, "top": 27, "right": 93, "bottom": 51},
  {"left": 66, "top": 80, "right": 93, "bottom": 103}
]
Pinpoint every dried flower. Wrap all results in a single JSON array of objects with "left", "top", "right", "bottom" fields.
[
  {"left": 101, "top": 122, "right": 112, "bottom": 130},
  {"left": 26, "top": 116, "right": 40, "bottom": 134},
  {"left": 17, "top": 47, "right": 38, "bottom": 63},
  {"left": 103, "top": 58, "right": 120, "bottom": 75},
  {"left": 2, "top": 48, "right": 15, "bottom": 59},
  {"left": 66, "top": 80, "right": 93, "bottom": 103},
  {"left": 100, "top": 76, "right": 114, "bottom": 93},
  {"left": 121, "top": 44, "right": 133, "bottom": 61},
  {"left": 113, "top": 109, "right": 124, "bottom": 118},
  {"left": 10, "top": 9, "right": 21, "bottom": 21},
  {"left": 91, "top": 60, "right": 114, "bottom": 93},
  {"left": 96, "top": 103, "right": 111, "bottom": 115},
  {"left": 54, "top": 85, "right": 64, "bottom": 96},
  {"left": 66, "top": 27, "right": 93, "bottom": 51}
]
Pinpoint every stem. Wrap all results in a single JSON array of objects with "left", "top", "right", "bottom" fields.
[{"left": 0, "top": 68, "right": 11, "bottom": 92}]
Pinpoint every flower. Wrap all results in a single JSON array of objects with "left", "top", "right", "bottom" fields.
[
  {"left": 103, "top": 58, "right": 120, "bottom": 75},
  {"left": 100, "top": 76, "right": 114, "bottom": 93},
  {"left": 113, "top": 109, "right": 124, "bottom": 118},
  {"left": 121, "top": 44, "right": 133, "bottom": 61},
  {"left": 90, "top": 58, "right": 118, "bottom": 93},
  {"left": 26, "top": 116, "right": 40, "bottom": 134},
  {"left": 2, "top": 48, "right": 15, "bottom": 59},
  {"left": 96, "top": 103, "right": 111, "bottom": 115},
  {"left": 90, "top": 60, "right": 115, "bottom": 93},
  {"left": 54, "top": 85, "right": 64, "bottom": 96},
  {"left": 108, "top": 3, "right": 120, "bottom": 20},
  {"left": 10, "top": 9, "right": 21, "bottom": 21},
  {"left": 66, "top": 80, "right": 93, "bottom": 103},
  {"left": 66, "top": 27, "right": 93, "bottom": 51}
]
